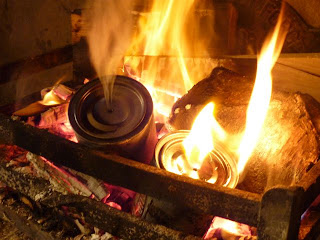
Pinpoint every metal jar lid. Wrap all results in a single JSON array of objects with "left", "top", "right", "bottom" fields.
[
  {"left": 155, "top": 130, "right": 239, "bottom": 188},
  {"left": 68, "top": 76, "right": 153, "bottom": 145}
]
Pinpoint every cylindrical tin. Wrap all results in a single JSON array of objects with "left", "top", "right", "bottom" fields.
[
  {"left": 132, "top": 130, "right": 238, "bottom": 237},
  {"left": 155, "top": 130, "right": 239, "bottom": 188},
  {"left": 68, "top": 76, "right": 157, "bottom": 164}
]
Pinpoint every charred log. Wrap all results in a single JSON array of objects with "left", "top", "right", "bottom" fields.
[{"left": 169, "top": 67, "right": 320, "bottom": 193}]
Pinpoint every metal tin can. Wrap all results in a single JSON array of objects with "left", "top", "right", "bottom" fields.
[
  {"left": 68, "top": 75, "right": 157, "bottom": 164},
  {"left": 132, "top": 130, "right": 238, "bottom": 236},
  {"left": 155, "top": 130, "right": 238, "bottom": 188}
]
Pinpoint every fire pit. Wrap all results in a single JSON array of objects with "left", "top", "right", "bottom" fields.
[{"left": 0, "top": 0, "right": 320, "bottom": 239}]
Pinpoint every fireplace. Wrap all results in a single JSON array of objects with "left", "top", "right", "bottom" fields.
[{"left": 0, "top": 0, "right": 320, "bottom": 239}]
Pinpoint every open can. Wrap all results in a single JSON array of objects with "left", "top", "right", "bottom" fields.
[
  {"left": 132, "top": 130, "right": 238, "bottom": 237},
  {"left": 155, "top": 130, "right": 238, "bottom": 188},
  {"left": 68, "top": 75, "right": 157, "bottom": 164}
]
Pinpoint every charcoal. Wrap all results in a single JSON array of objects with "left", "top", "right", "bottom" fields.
[{"left": 169, "top": 67, "right": 320, "bottom": 193}]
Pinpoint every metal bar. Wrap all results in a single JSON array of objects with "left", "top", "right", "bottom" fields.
[
  {"left": 0, "top": 162, "right": 200, "bottom": 240},
  {"left": 258, "top": 186, "right": 304, "bottom": 240},
  {"left": 0, "top": 113, "right": 260, "bottom": 226}
]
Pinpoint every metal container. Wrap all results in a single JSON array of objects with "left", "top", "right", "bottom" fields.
[
  {"left": 68, "top": 75, "right": 157, "bottom": 164},
  {"left": 132, "top": 130, "right": 238, "bottom": 236},
  {"left": 155, "top": 130, "right": 239, "bottom": 188}
]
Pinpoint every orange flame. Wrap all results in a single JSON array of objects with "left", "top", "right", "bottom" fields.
[
  {"left": 125, "top": 0, "right": 215, "bottom": 120},
  {"left": 183, "top": 103, "right": 225, "bottom": 170},
  {"left": 237, "top": 5, "right": 287, "bottom": 174},
  {"left": 39, "top": 77, "right": 67, "bottom": 106},
  {"left": 40, "top": 89, "right": 62, "bottom": 106},
  {"left": 165, "top": 102, "right": 226, "bottom": 183}
]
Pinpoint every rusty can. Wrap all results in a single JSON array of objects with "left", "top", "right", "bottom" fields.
[{"left": 68, "top": 75, "right": 157, "bottom": 164}]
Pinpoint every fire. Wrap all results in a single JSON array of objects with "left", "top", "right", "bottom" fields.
[
  {"left": 161, "top": 5, "right": 288, "bottom": 182},
  {"left": 183, "top": 103, "right": 225, "bottom": 170},
  {"left": 40, "top": 77, "right": 68, "bottom": 106},
  {"left": 165, "top": 103, "right": 226, "bottom": 183},
  {"left": 237, "top": 5, "right": 288, "bottom": 174},
  {"left": 125, "top": 0, "right": 214, "bottom": 121},
  {"left": 40, "top": 89, "right": 62, "bottom": 106}
]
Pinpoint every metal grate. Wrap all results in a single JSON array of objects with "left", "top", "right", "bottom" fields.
[{"left": 0, "top": 112, "right": 319, "bottom": 239}]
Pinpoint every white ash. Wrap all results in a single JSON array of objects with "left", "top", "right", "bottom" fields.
[
  {"left": 66, "top": 167, "right": 110, "bottom": 201},
  {"left": 27, "top": 152, "right": 110, "bottom": 201},
  {"left": 27, "top": 152, "right": 91, "bottom": 196}
]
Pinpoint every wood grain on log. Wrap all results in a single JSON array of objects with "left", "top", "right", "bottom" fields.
[{"left": 169, "top": 67, "right": 320, "bottom": 193}]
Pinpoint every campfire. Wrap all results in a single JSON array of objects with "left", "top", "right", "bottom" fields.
[{"left": 0, "top": 0, "right": 320, "bottom": 240}]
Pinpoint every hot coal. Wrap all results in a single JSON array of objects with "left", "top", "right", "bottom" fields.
[{"left": 169, "top": 67, "right": 320, "bottom": 193}]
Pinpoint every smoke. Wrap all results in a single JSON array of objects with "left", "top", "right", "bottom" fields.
[{"left": 85, "top": 0, "right": 134, "bottom": 109}]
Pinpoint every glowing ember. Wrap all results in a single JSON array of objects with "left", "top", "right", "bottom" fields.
[
  {"left": 236, "top": 5, "right": 288, "bottom": 175},
  {"left": 204, "top": 217, "right": 253, "bottom": 239}
]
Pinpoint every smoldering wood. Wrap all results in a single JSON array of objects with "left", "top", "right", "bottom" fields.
[
  {"left": 0, "top": 161, "right": 201, "bottom": 240},
  {"left": 0, "top": 113, "right": 260, "bottom": 226},
  {"left": 169, "top": 67, "right": 320, "bottom": 194}
]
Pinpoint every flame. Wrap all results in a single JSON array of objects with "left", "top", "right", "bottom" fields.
[
  {"left": 125, "top": 0, "right": 215, "bottom": 121},
  {"left": 165, "top": 102, "right": 226, "bottom": 182},
  {"left": 39, "top": 77, "right": 67, "bottom": 106},
  {"left": 183, "top": 103, "right": 225, "bottom": 169},
  {"left": 40, "top": 90, "right": 62, "bottom": 106},
  {"left": 237, "top": 5, "right": 287, "bottom": 174}
]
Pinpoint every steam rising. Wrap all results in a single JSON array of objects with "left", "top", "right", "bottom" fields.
[{"left": 85, "top": 0, "right": 134, "bottom": 109}]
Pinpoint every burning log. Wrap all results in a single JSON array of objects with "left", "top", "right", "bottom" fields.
[{"left": 169, "top": 67, "right": 320, "bottom": 193}]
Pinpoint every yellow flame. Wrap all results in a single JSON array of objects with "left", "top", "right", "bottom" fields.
[
  {"left": 182, "top": 102, "right": 226, "bottom": 176},
  {"left": 237, "top": 5, "right": 287, "bottom": 174},
  {"left": 40, "top": 90, "right": 62, "bottom": 106},
  {"left": 125, "top": 0, "right": 215, "bottom": 120},
  {"left": 39, "top": 76, "right": 67, "bottom": 106}
]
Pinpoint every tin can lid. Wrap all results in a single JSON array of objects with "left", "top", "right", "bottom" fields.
[
  {"left": 155, "top": 131, "right": 239, "bottom": 188},
  {"left": 69, "top": 76, "right": 153, "bottom": 143}
]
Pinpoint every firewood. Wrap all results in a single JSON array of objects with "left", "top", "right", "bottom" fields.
[
  {"left": 169, "top": 67, "right": 320, "bottom": 193},
  {"left": 13, "top": 101, "right": 50, "bottom": 116},
  {"left": 0, "top": 160, "right": 201, "bottom": 240}
]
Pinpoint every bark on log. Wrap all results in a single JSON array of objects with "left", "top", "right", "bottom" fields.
[{"left": 169, "top": 67, "right": 320, "bottom": 193}]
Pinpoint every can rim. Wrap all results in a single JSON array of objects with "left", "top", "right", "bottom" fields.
[
  {"left": 68, "top": 75, "right": 154, "bottom": 145},
  {"left": 155, "top": 130, "right": 239, "bottom": 188}
]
